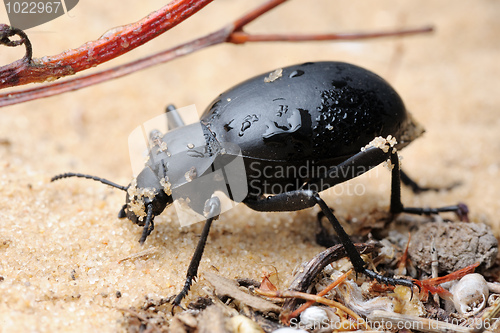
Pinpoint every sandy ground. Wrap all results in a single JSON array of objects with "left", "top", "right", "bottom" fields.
[{"left": 1, "top": 1, "right": 499, "bottom": 332}]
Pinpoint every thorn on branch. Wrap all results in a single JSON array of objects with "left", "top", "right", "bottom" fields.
[{"left": 0, "top": 24, "right": 33, "bottom": 63}]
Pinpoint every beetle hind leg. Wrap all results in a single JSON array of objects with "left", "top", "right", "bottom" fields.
[
  {"left": 401, "top": 169, "right": 461, "bottom": 194},
  {"left": 316, "top": 208, "right": 340, "bottom": 248},
  {"left": 400, "top": 203, "right": 469, "bottom": 222},
  {"left": 389, "top": 154, "right": 470, "bottom": 221}
]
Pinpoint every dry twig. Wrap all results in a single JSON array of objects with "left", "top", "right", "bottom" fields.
[
  {"left": 254, "top": 288, "right": 368, "bottom": 329},
  {"left": 283, "top": 268, "right": 353, "bottom": 324}
]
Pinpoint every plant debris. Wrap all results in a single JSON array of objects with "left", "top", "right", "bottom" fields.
[
  {"left": 122, "top": 221, "right": 500, "bottom": 332},
  {"left": 203, "top": 271, "right": 282, "bottom": 314}
]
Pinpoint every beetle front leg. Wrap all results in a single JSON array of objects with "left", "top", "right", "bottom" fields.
[
  {"left": 400, "top": 169, "right": 461, "bottom": 194},
  {"left": 173, "top": 196, "right": 221, "bottom": 307},
  {"left": 118, "top": 204, "right": 127, "bottom": 218},
  {"left": 139, "top": 204, "right": 154, "bottom": 245}
]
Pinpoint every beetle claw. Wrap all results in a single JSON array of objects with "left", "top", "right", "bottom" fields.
[{"left": 170, "top": 302, "right": 185, "bottom": 316}]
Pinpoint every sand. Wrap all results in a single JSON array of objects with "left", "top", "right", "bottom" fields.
[{"left": 1, "top": 1, "right": 499, "bottom": 331}]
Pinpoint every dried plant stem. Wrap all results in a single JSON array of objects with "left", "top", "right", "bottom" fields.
[
  {"left": 255, "top": 287, "right": 368, "bottom": 329},
  {"left": 0, "top": 0, "right": 213, "bottom": 88},
  {"left": 284, "top": 269, "right": 353, "bottom": 323}
]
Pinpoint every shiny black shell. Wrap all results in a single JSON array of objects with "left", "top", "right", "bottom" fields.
[{"left": 200, "top": 61, "right": 420, "bottom": 195}]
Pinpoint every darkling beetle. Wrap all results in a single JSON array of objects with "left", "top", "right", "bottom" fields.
[{"left": 52, "top": 61, "right": 468, "bottom": 306}]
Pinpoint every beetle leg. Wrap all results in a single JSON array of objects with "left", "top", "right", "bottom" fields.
[
  {"left": 315, "top": 193, "right": 415, "bottom": 290},
  {"left": 401, "top": 169, "right": 461, "bottom": 194},
  {"left": 244, "top": 190, "right": 318, "bottom": 211},
  {"left": 243, "top": 145, "right": 466, "bottom": 292},
  {"left": 173, "top": 196, "right": 221, "bottom": 307},
  {"left": 139, "top": 203, "right": 154, "bottom": 245},
  {"left": 316, "top": 208, "right": 340, "bottom": 248},
  {"left": 146, "top": 104, "right": 184, "bottom": 150},
  {"left": 166, "top": 104, "right": 185, "bottom": 130},
  {"left": 401, "top": 203, "right": 469, "bottom": 222},
  {"left": 389, "top": 152, "right": 470, "bottom": 221},
  {"left": 245, "top": 190, "right": 366, "bottom": 270},
  {"left": 312, "top": 193, "right": 367, "bottom": 270},
  {"left": 118, "top": 204, "right": 127, "bottom": 218}
]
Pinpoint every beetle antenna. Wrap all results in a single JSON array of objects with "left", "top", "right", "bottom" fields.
[{"left": 51, "top": 172, "right": 129, "bottom": 191}]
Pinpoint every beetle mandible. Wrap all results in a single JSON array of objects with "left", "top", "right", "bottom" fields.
[{"left": 52, "top": 61, "right": 467, "bottom": 306}]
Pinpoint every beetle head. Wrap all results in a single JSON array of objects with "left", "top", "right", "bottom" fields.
[{"left": 123, "top": 166, "right": 173, "bottom": 244}]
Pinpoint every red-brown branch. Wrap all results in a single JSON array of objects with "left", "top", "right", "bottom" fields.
[
  {"left": 0, "top": 0, "right": 433, "bottom": 108},
  {"left": 231, "top": 0, "right": 288, "bottom": 31},
  {"left": 0, "top": 28, "right": 230, "bottom": 107},
  {"left": 227, "top": 26, "right": 433, "bottom": 44},
  {"left": 0, "top": 0, "right": 212, "bottom": 88}
]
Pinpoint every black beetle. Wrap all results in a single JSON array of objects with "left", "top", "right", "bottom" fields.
[{"left": 52, "top": 61, "right": 467, "bottom": 306}]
